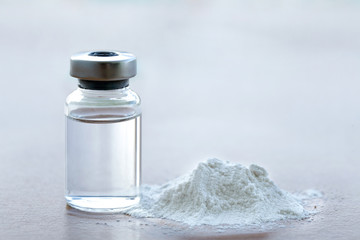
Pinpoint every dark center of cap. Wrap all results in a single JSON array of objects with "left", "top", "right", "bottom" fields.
[{"left": 88, "top": 51, "right": 119, "bottom": 57}]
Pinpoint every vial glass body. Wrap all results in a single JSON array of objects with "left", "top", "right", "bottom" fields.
[{"left": 65, "top": 87, "right": 141, "bottom": 212}]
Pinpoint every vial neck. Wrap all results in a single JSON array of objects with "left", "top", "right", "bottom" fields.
[
  {"left": 78, "top": 79, "right": 129, "bottom": 90},
  {"left": 78, "top": 86, "right": 131, "bottom": 98}
]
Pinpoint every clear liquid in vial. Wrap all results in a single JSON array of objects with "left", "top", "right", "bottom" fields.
[{"left": 65, "top": 113, "right": 141, "bottom": 212}]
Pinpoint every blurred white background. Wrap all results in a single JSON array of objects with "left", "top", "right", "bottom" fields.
[{"left": 0, "top": 0, "right": 359, "bottom": 186}]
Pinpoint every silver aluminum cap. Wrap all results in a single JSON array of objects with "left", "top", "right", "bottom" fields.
[{"left": 70, "top": 51, "right": 137, "bottom": 81}]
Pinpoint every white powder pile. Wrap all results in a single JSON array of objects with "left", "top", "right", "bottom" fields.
[{"left": 123, "top": 158, "right": 307, "bottom": 226}]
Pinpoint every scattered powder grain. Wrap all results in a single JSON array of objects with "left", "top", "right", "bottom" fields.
[{"left": 123, "top": 158, "right": 311, "bottom": 226}]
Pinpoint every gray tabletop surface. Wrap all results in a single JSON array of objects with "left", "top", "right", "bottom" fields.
[{"left": 0, "top": 0, "right": 359, "bottom": 239}]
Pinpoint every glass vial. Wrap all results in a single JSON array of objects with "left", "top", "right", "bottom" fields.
[{"left": 65, "top": 51, "right": 141, "bottom": 212}]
